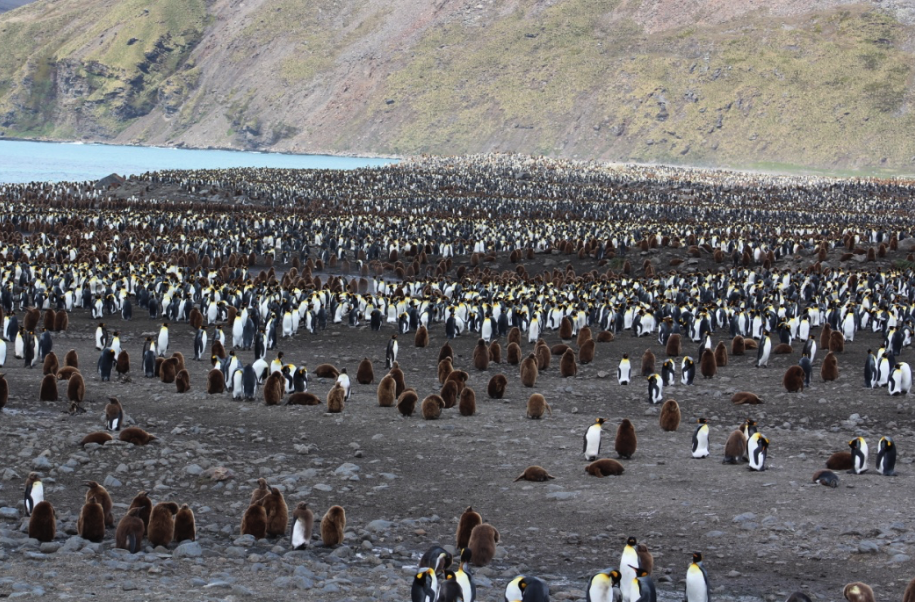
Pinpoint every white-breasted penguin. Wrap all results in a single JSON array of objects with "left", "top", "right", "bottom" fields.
[
  {"left": 505, "top": 575, "right": 549, "bottom": 602},
  {"left": 647, "top": 373, "right": 663, "bottom": 404},
  {"left": 336, "top": 369, "right": 351, "bottom": 401},
  {"left": 681, "top": 357, "right": 695, "bottom": 385},
  {"left": 157, "top": 323, "right": 169, "bottom": 357},
  {"left": 629, "top": 566, "right": 656, "bottom": 602},
  {"left": 747, "top": 432, "right": 769, "bottom": 471},
  {"left": 691, "top": 418, "right": 710, "bottom": 459},
  {"left": 618, "top": 355, "right": 631, "bottom": 385},
  {"left": 386, "top": 335, "right": 398, "bottom": 369},
  {"left": 584, "top": 418, "right": 606, "bottom": 461},
  {"left": 619, "top": 537, "right": 640, "bottom": 602},
  {"left": 685, "top": 552, "right": 709, "bottom": 602},
  {"left": 455, "top": 548, "right": 476, "bottom": 602},
  {"left": 849, "top": 437, "right": 868, "bottom": 474},
  {"left": 876, "top": 436, "right": 896, "bottom": 476},
  {"left": 756, "top": 332, "right": 771, "bottom": 368},
  {"left": 410, "top": 568, "right": 438, "bottom": 602},
  {"left": 587, "top": 568, "right": 621, "bottom": 602},
  {"left": 23, "top": 472, "right": 44, "bottom": 517},
  {"left": 194, "top": 327, "right": 207, "bottom": 361}
]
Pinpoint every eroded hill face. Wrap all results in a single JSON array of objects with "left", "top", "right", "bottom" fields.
[{"left": 1, "top": 0, "right": 914, "bottom": 173}]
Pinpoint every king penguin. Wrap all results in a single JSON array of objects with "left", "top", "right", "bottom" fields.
[
  {"left": 617, "top": 354, "right": 631, "bottom": 385},
  {"left": 647, "top": 373, "right": 663, "bottom": 404},
  {"left": 691, "top": 418, "right": 710, "bottom": 459},
  {"left": 505, "top": 576, "right": 549, "bottom": 602},
  {"left": 798, "top": 352, "right": 813, "bottom": 388},
  {"left": 584, "top": 418, "right": 606, "bottom": 461},
  {"left": 619, "top": 537, "right": 640, "bottom": 602},
  {"left": 97, "top": 348, "right": 116, "bottom": 382},
  {"left": 194, "top": 327, "right": 207, "bottom": 361},
  {"left": 587, "top": 568, "right": 621, "bottom": 602},
  {"left": 849, "top": 437, "right": 868, "bottom": 474},
  {"left": 386, "top": 335, "right": 398, "bottom": 369},
  {"left": 411, "top": 568, "right": 438, "bottom": 602},
  {"left": 629, "top": 566, "right": 656, "bottom": 602},
  {"left": 756, "top": 332, "right": 771, "bottom": 368},
  {"left": 685, "top": 552, "right": 709, "bottom": 602},
  {"left": 876, "top": 436, "right": 896, "bottom": 476},
  {"left": 747, "top": 432, "right": 769, "bottom": 471},
  {"left": 23, "top": 472, "right": 44, "bottom": 517},
  {"left": 681, "top": 357, "right": 695, "bottom": 385},
  {"left": 157, "top": 323, "right": 169, "bottom": 357},
  {"left": 455, "top": 548, "right": 476, "bottom": 602}
]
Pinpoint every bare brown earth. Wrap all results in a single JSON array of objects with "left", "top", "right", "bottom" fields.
[{"left": 1, "top": 196, "right": 914, "bottom": 601}]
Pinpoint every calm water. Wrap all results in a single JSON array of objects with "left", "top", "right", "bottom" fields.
[{"left": 0, "top": 139, "right": 396, "bottom": 183}]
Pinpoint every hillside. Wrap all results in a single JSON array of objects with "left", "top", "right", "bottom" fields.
[
  {"left": 0, "top": 0, "right": 33, "bottom": 13},
  {"left": 1, "top": 0, "right": 914, "bottom": 172}
]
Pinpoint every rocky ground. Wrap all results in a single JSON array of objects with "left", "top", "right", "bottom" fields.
[{"left": 1, "top": 239, "right": 914, "bottom": 602}]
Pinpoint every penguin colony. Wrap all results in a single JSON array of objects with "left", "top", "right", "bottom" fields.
[{"left": 1, "top": 156, "right": 915, "bottom": 599}]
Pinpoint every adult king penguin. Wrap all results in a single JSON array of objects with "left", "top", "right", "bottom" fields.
[
  {"left": 23, "top": 472, "right": 44, "bottom": 517},
  {"left": 386, "top": 335, "right": 398, "bottom": 369},
  {"left": 747, "top": 432, "right": 769, "bottom": 471},
  {"left": 691, "top": 418, "right": 710, "bottom": 459},
  {"left": 584, "top": 418, "right": 606, "bottom": 461},
  {"left": 505, "top": 575, "right": 550, "bottom": 602},
  {"left": 849, "top": 437, "right": 868, "bottom": 474},
  {"left": 617, "top": 354, "right": 631, "bottom": 385},
  {"left": 876, "top": 436, "right": 896, "bottom": 476},
  {"left": 587, "top": 568, "right": 621, "bottom": 602},
  {"left": 685, "top": 552, "right": 710, "bottom": 602}
]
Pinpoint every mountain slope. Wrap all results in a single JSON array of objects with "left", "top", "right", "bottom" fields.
[{"left": 1, "top": 0, "right": 914, "bottom": 172}]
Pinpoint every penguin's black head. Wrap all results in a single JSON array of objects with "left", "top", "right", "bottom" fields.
[
  {"left": 627, "top": 536, "right": 637, "bottom": 546},
  {"left": 596, "top": 417, "right": 606, "bottom": 425},
  {"left": 460, "top": 548, "right": 472, "bottom": 563},
  {"left": 692, "top": 552, "right": 703, "bottom": 562},
  {"left": 697, "top": 417, "right": 708, "bottom": 424},
  {"left": 631, "top": 565, "right": 649, "bottom": 577}
]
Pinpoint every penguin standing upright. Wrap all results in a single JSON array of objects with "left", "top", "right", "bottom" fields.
[
  {"left": 121, "top": 295, "right": 132, "bottom": 321},
  {"left": 411, "top": 568, "right": 438, "bottom": 602},
  {"left": 876, "top": 436, "right": 897, "bottom": 476},
  {"left": 681, "top": 357, "right": 695, "bottom": 385},
  {"left": 629, "top": 566, "right": 657, "bottom": 602},
  {"left": 864, "top": 350, "right": 877, "bottom": 389},
  {"left": 157, "top": 323, "right": 169, "bottom": 357},
  {"left": 242, "top": 365, "right": 259, "bottom": 400},
  {"left": 661, "top": 359, "right": 676, "bottom": 386},
  {"left": 647, "top": 373, "right": 663, "bottom": 404},
  {"left": 143, "top": 343, "right": 156, "bottom": 378},
  {"left": 291, "top": 502, "right": 314, "bottom": 549},
  {"left": 386, "top": 335, "right": 398, "bottom": 369},
  {"left": 617, "top": 355, "right": 631, "bottom": 385},
  {"left": 38, "top": 329, "right": 52, "bottom": 361},
  {"left": 619, "top": 537, "right": 641, "bottom": 602},
  {"left": 691, "top": 418, "right": 710, "bottom": 459},
  {"left": 583, "top": 418, "right": 606, "bottom": 461},
  {"left": 23, "top": 472, "right": 44, "bottom": 517},
  {"left": 0, "top": 338, "right": 6, "bottom": 367},
  {"left": 849, "top": 437, "right": 868, "bottom": 474},
  {"left": 336, "top": 368, "right": 351, "bottom": 401},
  {"left": 756, "top": 332, "right": 771, "bottom": 368},
  {"left": 455, "top": 548, "right": 476, "bottom": 602},
  {"left": 97, "top": 348, "right": 116, "bottom": 381},
  {"left": 194, "top": 327, "right": 207, "bottom": 361},
  {"left": 23, "top": 331, "right": 35, "bottom": 368},
  {"left": 587, "top": 568, "right": 621, "bottom": 602},
  {"left": 95, "top": 323, "right": 108, "bottom": 350},
  {"left": 14, "top": 327, "right": 24, "bottom": 359},
  {"left": 747, "top": 432, "right": 769, "bottom": 471},
  {"left": 802, "top": 336, "right": 817, "bottom": 363},
  {"left": 105, "top": 397, "right": 124, "bottom": 431},
  {"left": 685, "top": 552, "right": 710, "bottom": 602},
  {"left": 798, "top": 352, "right": 813, "bottom": 388}
]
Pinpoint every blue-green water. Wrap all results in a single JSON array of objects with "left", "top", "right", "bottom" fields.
[{"left": 0, "top": 139, "right": 396, "bottom": 183}]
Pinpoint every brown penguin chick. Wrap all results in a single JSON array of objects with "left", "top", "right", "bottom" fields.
[
  {"left": 78, "top": 496, "right": 106, "bottom": 543},
  {"left": 520, "top": 354, "right": 539, "bottom": 387},
  {"left": 579, "top": 339, "right": 595, "bottom": 364},
  {"left": 743, "top": 338, "right": 758, "bottom": 350},
  {"left": 171, "top": 352, "right": 186, "bottom": 373},
  {"left": 105, "top": 396, "right": 124, "bottom": 430},
  {"left": 414, "top": 325, "right": 429, "bottom": 347},
  {"left": 38, "top": 373, "right": 58, "bottom": 401},
  {"left": 507, "top": 327, "right": 522, "bottom": 346},
  {"left": 314, "top": 363, "right": 339, "bottom": 379},
  {"left": 829, "top": 330, "right": 845, "bottom": 353},
  {"left": 250, "top": 478, "right": 270, "bottom": 506},
  {"left": 714, "top": 341, "right": 728, "bottom": 366},
  {"left": 773, "top": 343, "right": 793, "bottom": 354},
  {"left": 559, "top": 348, "right": 578, "bottom": 377},
  {"left": 54, "top": 311, "right": 68, "bottom": 332},
  {"left": 147, "top": 501, "right": 179, "bottom": 547},
  {"left": 596, "top": 330, "right": 615, "bottom": 342},
  {"left": 0, "top": 373, "right": 6, "bottom": 409},
  {"left": 559, "top": 316, "right": 573, "bottom": 340},
  {"left": 79, "top": 431, "right": 113, "bottom": 447},
  {"left": 487, "top": 374, "right": 508, "bottom": 399},
  {"left": 263, "top": 372, "right": 285, "bottom": 405},
  {"left": 440, "top": 380, "right": 459, "bottom": 409},
  {"left": 551, "top": 343, "right": 570, "bottom": 357},
  {"left": 843, "top": 582, "right": 875, "bottom": 602},
  {"left": 506, "top": 342, "right": 522, "bottom": 365},
  {"left": 356, "top": 358, "right": 374, "bottom": 384},
  {"left": 438, "top": 341, "right": 454, "bottom": 363},
  {"left": 636, "top": 543, "right": 654, "bottom": 575},
  {"left": 783, "top": 365, "right": 805, "bottom": 392},
  {"left": 240, "top": 501, "right": 267, "bottom": 539},
  {"left": 640, "top": 349, "right": 656, "bottom": 376},
  {"left": 445, "top": 369, "right": 468, "bottom": 392},
  {"left": 320, "top": 505, "right": 346, "bottom": 546},
  {"left": 535, "top": 342, "right": 551, "bottom": 371},
  {"left": 175, "top": 369, "right": 190, "bottom": 393},
  {"left": 23, "top": 308, "right": 39, "bottom": 331},
  {"left": 820, "top": 323, "right": 833, "bottom": 350},
  {"left": 421, "top": 394, "right": 445, "bottom": 420},
  {"left": 723, "top": 429, "right": 748, "bottom": 464},
  {"left": 665, "top": 333, "right": 682, "bottom": 357},
  {"left": 731, "top": 391, "right": 763, "bottom": 404},
  {"left": 458, "top": 387, "right": 476, "bottom": 416},
  {"left": 326, "top": 383, "right": 345, "bottom": 413},
  {"left": 115, "top": 507, "right": 145, "bottom": 553},
  {"left": 84, "top": 481, "right": 115, "bottom": 527},
  {"left": 43, "top": 309, "right": 56, "bottom": 331},
  {"left": 154, "top": 357, "right": 164, "bottom": 377},
  {"left": 377, "top": 374, "right": 396, "bottom": 407},
  {"left": 67, "top": 372, "right": 85, "bottom": 404},
  {"left": 903, "top": 577, "right": 915, "bottom": 602},
  {"left": 174, "top": 504, "right": 196, "bottom": 543},
  {"left": 42, "top": 352, "right": 58, "bottom": 376},
  {"left": 263, "top": 487, "right": 289, "bottom": 537},
  {"left": 119, "top": 427, "right": 157, "bottom": 446},
  {"left": 286, "top": 392, "right": 320, "bottom": 405},
  {"left": 128, "top": 491, "right": 153, "bottom": 533},
  {"left": 615, "top": 419, "right": 638, "bottom": 459},
  {"left": 397, "top": 389, "right": 419, "bottom": 416},
  {"left": 821, "top": 351, "right": 839, "bottom": 381},
  {"left": 514, "top": 466, "right": 556, "bottom": 482},
  {"left": 526, "top": 393, "right": 552, "bottom": 419},
  {"left": 291, "top": 502, "right": 314, "bottom": 549},
  {"left": 699, "top": 349, "right": 716, "bottom": 379},
  {"left": 731, "top": 336, "right": 746, "bottom": 356},
  {"left": 456, "top": 506, "right": 482, "bottom": 549},
  {"left": 437, "top": 357, "right": 454, "bottom": 384},
  {"left": 28, "top": 500, "right": 56, "bottom": 543},
  {"left": 388, "top": 362, "right": 406, "bottom": 396},
  {"left": 159, "top": 357, "right": 178, "bottom": 384},
  {"left": 56, "top": 366, "right": 80, "bottom": 381},
  {"left": 659, "top": 399, "right": 681, "bottom": 431},
  {"left": 826, "top": 451, "right": 854, "bottom": 471},
  {"left": 116, "top": 350, "right": 130, "bottom": 377},
  {"left": 467, "top": 523, "right": 500, "bottom": 566},
  {"left": 211, "top": 340, "right": 227, "bottom": 360},
  {"left": 585, "top": 458, "right": 625, "bottom": 477},
  {"left": 488, "top": 340, "right": 502, "bottom": 364},
  {"left": 577, "top": 326, "right": 593, "bottom": 347},
  {"left": 206, "top": 369, "right": 225, "bottom": 394},
  {"left": 189, "top": 308, "right": 203, "bottom": 330}
]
